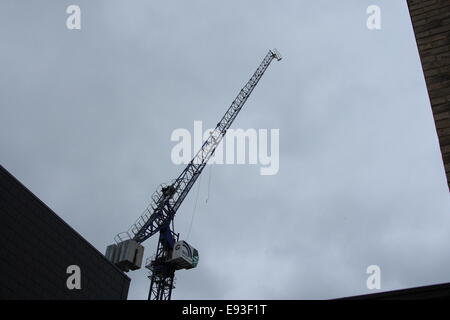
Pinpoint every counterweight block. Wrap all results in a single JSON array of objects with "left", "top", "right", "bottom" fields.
[{"left": 106, "top": 239, "right": 144, "bottom": 272}]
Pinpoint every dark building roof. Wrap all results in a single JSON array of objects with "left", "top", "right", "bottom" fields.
[
  {"left": 339, "top": 282, "right": 450, "bottom": 300},
  {"left": 0, "top": 165, "right": 130, "bottom": 299}
]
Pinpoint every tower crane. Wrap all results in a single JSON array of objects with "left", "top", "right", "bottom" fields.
[{"left": 105, "top": 49, "right": 282, "bottom": 300}]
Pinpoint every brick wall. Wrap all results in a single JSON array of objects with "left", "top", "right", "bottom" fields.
[
  {"left": 407, "top": 0, "right": 450, "bottom": 190},
  {"left": 0, "top": 165, "right": 130, "bottom": 299}
]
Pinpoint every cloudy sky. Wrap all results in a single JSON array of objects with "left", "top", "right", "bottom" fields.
[{"left": 1, "top": 0, "right": 450, "bottom": 299}]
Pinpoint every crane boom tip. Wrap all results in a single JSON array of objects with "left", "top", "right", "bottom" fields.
[{"left": 271, "top": 48, "right": 282, "bottom": 61}]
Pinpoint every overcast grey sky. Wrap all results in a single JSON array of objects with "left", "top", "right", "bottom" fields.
[{"left": 1, "top": 0, "right": 450, "bottom": 299}]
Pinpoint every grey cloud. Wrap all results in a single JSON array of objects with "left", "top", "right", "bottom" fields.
[{"left": 1, "top": 0, "right": 449, "bottom": 299}]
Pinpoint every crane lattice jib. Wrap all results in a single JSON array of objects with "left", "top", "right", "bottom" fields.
[{"left": 114, "top": 49, "right": 281, "bottom": 245}]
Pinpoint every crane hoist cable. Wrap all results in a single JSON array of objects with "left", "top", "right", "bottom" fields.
[
  {"left": 186, "top": 173, "right": 202, "bottom": 241},
  {"left": 206, "top": 164, "right": 212, "bottom": 204}
]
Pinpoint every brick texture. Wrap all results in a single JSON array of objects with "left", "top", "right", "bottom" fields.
[
  {"left": 407, "top": 0, "right": 450, "bottom": 190},
  {"left": 0, "top": 165, "right": 130, "bottom": 299}
]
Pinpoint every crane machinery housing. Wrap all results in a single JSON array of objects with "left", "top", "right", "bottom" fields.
[{"left": 105, "top": 49, "right": 282, "bottom": 300}]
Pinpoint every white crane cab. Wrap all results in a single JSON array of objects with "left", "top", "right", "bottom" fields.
[{"left": 167, "top": 241, "right": 199, "bottom": 270}]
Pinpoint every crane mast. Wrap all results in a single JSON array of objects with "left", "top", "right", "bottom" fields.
[{"left": 106, "top": 49, "right": 282, "bottom": 300}]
